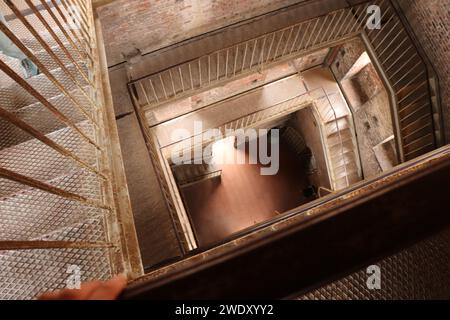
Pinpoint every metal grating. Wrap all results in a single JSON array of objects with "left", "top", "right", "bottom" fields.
[
  {"left": 0, "top": 248, "right": 112, "bottom": 300},
  {"left": 300, "top": 228, "right": 450, "bottom": 300},
  {"left": 0, "top": 170, "right": 104, "bottom": 241}
]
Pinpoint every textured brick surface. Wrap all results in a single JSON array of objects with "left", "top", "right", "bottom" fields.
[
  {"left": 96, "top": 0, "right": 304, "bottom": 66},
  {"left": 397, "top": 0, "right": 450, "bottom": 142}
]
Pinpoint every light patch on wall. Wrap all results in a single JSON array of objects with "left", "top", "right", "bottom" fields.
[{"left": 343, "top": 51, "right": 371, "bottom": 81}]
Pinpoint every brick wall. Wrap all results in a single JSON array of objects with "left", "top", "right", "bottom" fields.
[
  {"left": 397, "top": 0, "right": 450, "bottom": 142},
  {"left": 96, "top": 0, "right": 303, "bottom": 66}
]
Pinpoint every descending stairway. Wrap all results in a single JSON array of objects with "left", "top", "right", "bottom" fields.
[
  {"left": 172, "top": 163, "right": 222, "bottom": 188},
  {"left": 0, "top": 1, "right": 120, "bottom": 299},
  {"left": 364, "top": 0, "right": 441, "bottom": 161},
  {"left": 313, "top": 94, "right": 362, "bottom": 191}
]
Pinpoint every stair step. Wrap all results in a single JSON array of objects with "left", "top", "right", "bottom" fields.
[
  {"left": 0, "top": 87, "right": 91, "bottom": 150},
  {"left": 0, "top": 63, "right": 89, "bottom": 111},
  {"left": 326, "top": 128, "right": 353, "bottom": 147},
  {"left": 335, "top": 172, "right": 361, "bottom": 190},
  {"left": 0, "top": 168, "right": 104, "bottom": 241},
  {"left": 331, "top": 151, "right": 357, "bottom": 169},
  {"left": 325, "top": 117, "right": 350, "bottom": 135},
  {"left": 0, "top": 121, "right": 96, "bottom": 198}
]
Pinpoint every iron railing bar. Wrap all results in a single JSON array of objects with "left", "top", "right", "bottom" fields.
[
  {"left": 289, "top": 24, "right": 302, "bottom": 54},
  {"left": 242, "top": 42, "right": 249, "bottom": 71},
  {"left": 281, "top": 26, "right": 294, "bottom": 57},
  {"left": 225, "top": 49, "right": 229, "bottom": 78},
  {"left": 208, "top": 56, "right": 211, "bottom": 84},
  {"left": 178, "top": 67, "right": 185, "bottom": 92},
  {"left": 345, "top": 5, "right": 363, "bottom": 35},
  {"left": 0, "top": 167, "right": 109, "bottom": 209},
  {"left": 400, "top": 102, "right": 430, "bottom": 123},
  {"left": 403, "top": 133, "right": 433, "bottom": 148},
  {"left": 374, "top": 19, "right": 401, "bottom": 51},
  {"left": 149, "top": 79, "right": 159, "bottom": 103},
  {"left": 249, "top": 38, "right": 258, "bottom": 67},
  {"left": 233, "top": 46, "right": 239, "bottom": 76},
  {"left": 0, "top": 59, "right": 101, "bottom": 151},
  {"left": 356, "top": 3, "right": 372, "bottom": 31},
  {"left": 304, "top": 18, "right": 320, "bottom": 49},
  {"left": 65, "top": 0, "right": 91, "bottom": 38},
  {"left": 402, "top": 123, "right": 432, "bottom": 140},
  {"left": 392, "top": 63, "right": 423, "bottom": 88},
  {"left": 327, "top": 9, "right": 345, "bottom": 42},
  {"left": 0, "top": 105, "right": 106, "bottom": 179},
  {"left": 297, "top": 20, "right": 311, "bottom": 50},
  {"left": 259, "top": 36, "right": 267, "bottom": 66},
  {"left": 188, "top": 63, "right": 194, "bottom": 89},
  {"left": 335, "top": 8, "right": 352, "bottom": 38},
  {"left": 265, "top": 33, "right": 276, "bottom": 62},
  {"left": 25, "top": 0, "right": 93, "bottom": 87},
  {"left": 398, "top": 91, "right": 428, "bottom": 113},
  {"left": 169, "top": 69, "right": 177, "bottom": 96},
  {"left": 376, "top": 27, "right": 404, "bottom": 58},
  {"left": 216, "top": 51, "right": 220, "bottom": 80},
  {"left": 49, "top": 0, "right": 93, "bottom": 60},
  {"left": 385, "top": 45, "right": 413, "bottom": 73},
  {"left": 159, "top": 74, "right": 168, "bottom": 99},
  {"left": 139, "top": 82, "right": 152, "bottom": 106},
  {"left": 320, "top": 12, "right": 336, "bottom": 43},
  {"left": 388, "top": 53, "right": 417, "bottom": 79},
  {"left": 60, "top": 0, "right": 92, "bottom": 44},
  {"left": 5, "top": 1, "right": 98, "bottom": 111},
  {"left": 273, "top": 30, "right": 285, "bottom": 59},
  {"left": 42, "top": 0, "right": 89, "bottom": 63},
  {"left": 404, "top": 142, "right": 433, "bottom": 157},
  {"left": 0, "top": 20, "right": 98, "bottom": 126},
  {"left": 395, "top": 71, "right": 426, "bottom": 96},
  {"left": 380, "top": 37, "right": 408, "bottom": 65},
  {"left": 198, "top": 59, "right": 202, "bottom": 86}
]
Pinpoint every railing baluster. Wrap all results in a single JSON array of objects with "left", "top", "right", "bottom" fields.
[
  {"left": 6, "top": 1, "right": 98, "bottom": 110},
  {"left": 305, "top": 19, "right": 320, "bottom": 49},
  {"left": 169, "top": 69, "right": 177, "bottom": 96},
  {"left": 233, "top": 46, "right": 239, "bottom": 76},
  {"left": 0, "top": 167, "right": 109, "bottom": 210},
  {"left": 241, "top": 42, "right": 249, "bottom": 72},
  {"left": 281, "top": 26, "right": 294, "bottom": 57},
  {"left": 149, "top": 79, "right": 159, "bottom": 103},
  {"left": 159, "top": 74, "right": 168, "bottom": 99},
  {"left": 328, "top": 9, "right": 345, "bottom": 42},
  {"left": 249, "top": 38, "right": 258, "bottom": 68},
  {"left": 188, "top": 64, "right": 194, "bottom": 90},
  {"left": 0, "top": 106, "right": 105, "bottom": 180},
  {"left": 266, "top": 33, "right": 276, "bottom": 62},
  {"left": 289, "top": 24, "right": 302, "bottom": 54},
  {"left": 297, "top": 21, "right": 311, "bottom": 50},
  {"left": 0, "top": 59, "right": 100, "bottom": 150}
]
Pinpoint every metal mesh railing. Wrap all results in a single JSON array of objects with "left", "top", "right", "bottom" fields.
[
  {"left": 0, "top": 0, "right": 128, "bottom": 299},
  {"left": 130, "top": 2, "right": 372, "bottom": 110}
]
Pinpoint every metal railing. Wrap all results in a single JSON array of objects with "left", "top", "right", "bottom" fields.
[
  {"left": 130, "top": 0, "right": 443, "bottom": 165},
  {"left": 158, "top": 87, "right": 356, "bottom": 193},
  {"left": 362, "top": 0, "right": 441, "bottom": 161},
  {"left": 0, "top": 0, "right": 137, "bottom": 299},
  {"left": 130, "top": 2, "right": 372, "bottom": 110},
  {"left": 310, "top": 89, "right": 352, "bottom": 190}
]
